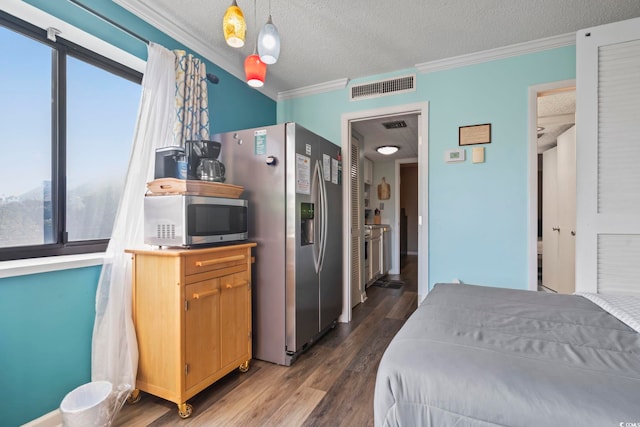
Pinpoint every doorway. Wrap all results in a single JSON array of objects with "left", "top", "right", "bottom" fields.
[
  {"left": 339, "top": 102, "right": 428, "bottom": 322},
  {"left": 528, "top": 80, "right": 576, "bottom": 292},
  {"left": 398, "top": 161, "right": 419, "bottom": 292}
]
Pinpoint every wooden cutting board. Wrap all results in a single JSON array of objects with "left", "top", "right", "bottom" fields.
[{"left": 146, "top": 178, "right": 244, "bottom": 198}]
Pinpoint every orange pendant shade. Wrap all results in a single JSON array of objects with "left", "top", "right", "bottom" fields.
[
  {"left": 223, "top": 1, "right": 246, "bottom": 48},
  {"left": 244, "top": 54, "right": 267, "bottom": 87}
]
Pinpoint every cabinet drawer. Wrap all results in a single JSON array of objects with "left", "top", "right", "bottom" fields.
[{"left": 185, "top": 249, "right": 248, "bottom": 276}]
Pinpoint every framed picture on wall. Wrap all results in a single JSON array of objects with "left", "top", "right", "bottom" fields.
[{"left": 459, "top": 123, "right": 491, "bottom": 146}]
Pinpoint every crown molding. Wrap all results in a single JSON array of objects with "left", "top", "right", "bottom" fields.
[
  {"left": 113, "top": 0, "right": 277, "bottom": 100},
  {"left": 277, "top": 78, "right": 350, "bottom": 101},
  {"left": 416, "top": 32, "right": 576, "bottom": 74}
]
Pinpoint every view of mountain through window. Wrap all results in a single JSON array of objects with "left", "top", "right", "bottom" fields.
[{"left": 0, "top": 23, "right": 140, "bottom": 252}]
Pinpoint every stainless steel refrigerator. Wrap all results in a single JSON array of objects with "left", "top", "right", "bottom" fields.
[{"left": 216, "top": 123, "right": 343, "bottom": 366}]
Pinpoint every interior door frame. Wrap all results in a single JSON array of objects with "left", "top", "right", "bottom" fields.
[
  {"left": 527, "top": 79, "right": 576, "bottom": 291},
  {"left": 339, "top": 102, "right": 429, "bottom": 322}
]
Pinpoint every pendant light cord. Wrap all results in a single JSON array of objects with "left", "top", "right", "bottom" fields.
[{"left": 253, "top": 0, "right": 258, "bottom": 53}]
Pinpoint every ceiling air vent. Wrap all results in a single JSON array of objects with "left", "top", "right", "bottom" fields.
[
  {"left": 382, "top": 120, "right": 407, "bottom": 129},
  {"left": 350, "top": 74, "right": 415, "bottom": 101}
]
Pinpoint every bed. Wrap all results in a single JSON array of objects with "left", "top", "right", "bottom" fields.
[{"left": 374, "top": 283, "right": 640, "bottom": 427}]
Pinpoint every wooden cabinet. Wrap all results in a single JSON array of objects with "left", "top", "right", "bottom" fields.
[
  {"left": 363, "top": 157, "right": 373, "bottom": 209},
  {"left": 370, "top": 227, "right": 382, "bottom": 281},
  {"left": 363, "top": 157, "right": 373, "bottom": 185},
  {"left": 365, "top": 227, "right": 382, "bottom": 286},
  {"left": 126, "top": 243, "right": 256, "bottom": 418}
]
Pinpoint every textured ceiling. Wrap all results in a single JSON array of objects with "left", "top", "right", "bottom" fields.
[
  {"left": 114, "top": 0, "right": 640, "bottom": 98},
  {"left": 537, "top": 89, "right": 576, "bottom": 153}
]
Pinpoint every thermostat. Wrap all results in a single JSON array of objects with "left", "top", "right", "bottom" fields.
[{"left": 445, "top": 149, "right": 465, "bottom": 163}]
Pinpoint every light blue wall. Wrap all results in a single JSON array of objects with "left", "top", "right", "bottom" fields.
[
  {"left": 0, "top": 267, "right": 100, "bottom": 426},
  {"left": 279, "top": 46, "right": 576, "bottom": 291},
  {"left": 2, "top": 1, "right": 276, "bottom": 425}
]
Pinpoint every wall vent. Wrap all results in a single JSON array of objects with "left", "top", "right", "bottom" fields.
[
  {"left": 350, "top": 74, "right": 415, "bottom": 101},
  {"left": 382, "top": 120, "right": 407, "bottom": 129}
]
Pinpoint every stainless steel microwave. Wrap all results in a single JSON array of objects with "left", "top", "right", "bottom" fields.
[{"left": 144, "top": 195, "right": 248, "bottom": 247}]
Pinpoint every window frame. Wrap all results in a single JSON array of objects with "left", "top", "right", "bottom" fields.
[{"left": 0, "top": 11, "right": 143, "bottom": 261}]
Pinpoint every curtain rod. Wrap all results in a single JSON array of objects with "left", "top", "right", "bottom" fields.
[{"left": 66, "top": 0, "right": 219, "bottom": 84}]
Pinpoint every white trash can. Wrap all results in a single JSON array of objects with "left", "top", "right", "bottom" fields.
[{"left": 59, "top": 381, "right": 131, "bottom": 427}]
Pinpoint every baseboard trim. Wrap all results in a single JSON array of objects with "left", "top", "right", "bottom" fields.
[{"left": 21, "top": 409, "right": 61, "bottom": 427}]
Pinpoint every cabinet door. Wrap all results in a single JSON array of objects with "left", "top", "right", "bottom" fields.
[
  {"left": 363, "top": 158, "right": 373, "bottom": 185},
  {"left": 185, "top": 278, "right": 221, "bottom": 391},
  {"left": 371, "top": 237, "right": 381, "bottom": 279},
  {"left": 220, "top": 271, "right": 250, "bottom": 368}
]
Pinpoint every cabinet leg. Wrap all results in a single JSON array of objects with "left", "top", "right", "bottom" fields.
[
  {"left": 239, "top": 360, "right": 250, "bottom": 373},
  {"left": 177, "top": 402, "right": 193, "bottom": 418},
  {"left": 126, "top": 389, "right": 141, "bottom": 404}
]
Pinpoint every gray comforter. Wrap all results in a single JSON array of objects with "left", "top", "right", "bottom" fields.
[{"left": 374, "top": 283, "right": 640, "bottom": 426}]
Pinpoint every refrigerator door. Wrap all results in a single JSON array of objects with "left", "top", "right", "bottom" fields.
[
  {"left": 217, "top": 124, "right": 289, "bottom": 365},
  {"left": 288, "top": 124, "right": 321, "bottom": 355},
  {"left": 316, "top": 137, "right": 343, "bottom": 332}
]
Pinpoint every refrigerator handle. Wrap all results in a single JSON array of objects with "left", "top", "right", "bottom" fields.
[
  {"left": 312, "top": 161, "right": 322, "bottom": 274},
  {"left": 318, "top": 163, "right": 328, "bottom": 272}
]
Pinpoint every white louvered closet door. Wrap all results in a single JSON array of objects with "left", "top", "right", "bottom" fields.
[
  {"left": 350, "top": 135, "right": 363, "bottom": 307},
  {"left": 576, "top": 17, "right": 640, "bottom": 295}
]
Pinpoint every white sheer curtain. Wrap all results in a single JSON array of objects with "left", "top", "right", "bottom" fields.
[{"left": 91, "top": 43, "right": 176, "bottom": 387}]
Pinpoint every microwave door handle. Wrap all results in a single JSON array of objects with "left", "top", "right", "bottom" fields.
[{"left": 312, "top": 161, "right": 321, "bottom": 274}]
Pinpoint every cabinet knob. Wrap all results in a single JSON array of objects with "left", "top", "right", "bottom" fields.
[
  {"left": 552, "top": 226, "right": 560, "bottom": 232},
  {"left": 571, "top": 230, "right": 576, "bottom": 236}
]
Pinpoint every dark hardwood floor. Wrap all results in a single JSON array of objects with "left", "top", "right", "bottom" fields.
[{"left": 115, "top": 255, "right": 418, "bottom": 427}]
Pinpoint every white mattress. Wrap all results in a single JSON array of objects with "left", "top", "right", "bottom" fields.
[{"left": 576, "top": 292, "right": 640, "bottom": 333}]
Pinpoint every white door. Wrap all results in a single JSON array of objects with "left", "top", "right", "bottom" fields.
[
  {"left": 576, "top": 17, "right": 640, "bottom": 294},
  {"left": 556, "top": 126, "right": 576, "bottom": 294}
]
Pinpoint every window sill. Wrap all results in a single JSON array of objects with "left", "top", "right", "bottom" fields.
[{"left": 0, "top": 253, "right": 105, "bottom": 279}]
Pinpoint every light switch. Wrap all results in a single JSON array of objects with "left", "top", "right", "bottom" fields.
[{"left": 472, "top": 147, "right": 485, "bottom": 163}]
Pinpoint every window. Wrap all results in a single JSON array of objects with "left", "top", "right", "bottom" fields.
[{"left": 0, "top": 12, "right": 142, "bottom": 260}]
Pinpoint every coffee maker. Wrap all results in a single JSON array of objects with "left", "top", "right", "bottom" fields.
[{"left": 185, "top": 140, "right": 226, "bottom": 182}]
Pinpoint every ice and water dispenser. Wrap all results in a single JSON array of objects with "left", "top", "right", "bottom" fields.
[{"left": 301, "top": 202, "right": 314, "bottom": 245}]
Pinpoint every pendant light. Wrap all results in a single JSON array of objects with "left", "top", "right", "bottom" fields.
[
  {"left": 223, "top": 0, "right": 246, "bottom": 48},
  {"left": 257, "top": 0, "right": 280, "bottom": 64},
  {"left": 245, "top": 52, "right": 267, "bottom": 87},
  {"left": 244, "top": 0, "right": 266, "bottom": 87}
]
